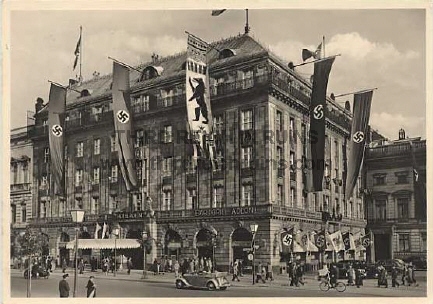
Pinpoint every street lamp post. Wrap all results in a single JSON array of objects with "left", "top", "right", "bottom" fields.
[
  {"left": 142, "top": 231, "right": 147, "bottom": 279},
  {"left": 113, "top": 228, "right": 119, "bottom": 277},
  {"left": 71, "top": 209, "right": 85, "bottom": 298},
  {"left": 250, "top": 224, "right": 258, "bottom": 285}
]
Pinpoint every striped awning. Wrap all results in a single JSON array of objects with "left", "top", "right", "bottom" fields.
[{"left": 66, "top": 239, "right": 141, "bottom": 250}]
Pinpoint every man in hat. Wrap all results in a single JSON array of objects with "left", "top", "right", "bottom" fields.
[
  {"left": 86, "top": 276, "right": 97, "bottom": 297},
  {"left": 59, "top": 274, "right": 70, "bottom": 298}
]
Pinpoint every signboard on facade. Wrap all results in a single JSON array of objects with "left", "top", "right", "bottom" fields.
[{"left": 193, "top": 206, "right": 261, "bottom": 217}]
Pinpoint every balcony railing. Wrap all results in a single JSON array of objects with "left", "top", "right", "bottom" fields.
[
  {"left": 367, "top": 217, "right": 425, "bottom": 224},
  {"left": 210, "top": 75, "right": 269, "bottom": 97},
  {"left": 366, "top": 140, "right": 426, "bottom": 158},
  {"left": 10, "top": 183, "right": 31, "bottom": 193}
]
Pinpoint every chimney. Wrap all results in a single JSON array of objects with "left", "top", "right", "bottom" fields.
[
  {"left": 344, "top": 101, "right": 351, "bottom": 112},
  {"left": 330, "top": 93, "right": 335, "bottom": 101},
  {"left": 35, "top": 97, "right": 44, "bottom": 113}
]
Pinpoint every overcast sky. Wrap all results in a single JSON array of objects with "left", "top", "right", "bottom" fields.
[{"left": 8, "top": 7, "right": 427, "bottom": 139}]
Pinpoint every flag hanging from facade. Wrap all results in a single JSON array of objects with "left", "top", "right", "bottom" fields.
[
  {"left": 73, "top": 31, "right": 81, "bottom": 70},
  {"left": 48, "top": 83, "right": 67, "bottom": 197},
  {"left": 345, "top": 90, "right": 373, "bottom": 198},
  {"left": 309, "top": 56, "right": 335, "bottom": 191},
  {"left": 280, "top": 228, "right": 294, "bottom": 253},
  {"left": 101, "top": 222, "right": 108, "bottom": 239},
  {"left": 313, "top": 230, "right": 326, "bottom": 251},
  {"left": 112, "top": 61, "right": 138, "bottom": 191},
  {"left": 361, "top": 231, "right": 372, "bottom": 248},
  {"left": 211, "top": 9, "right": 226, "bottom": 16},
  {"left": 342, "top": 232, "right": 356, "bottom": 251},
  {"left": 410, "top": 141, "right": 426, "bottom": 221},
  {"left": 186, "top": 33, "right": 215, "bottom": 167},
  {"left": 327, "top": 230, "right": 344, "bottom": 252},
  {"left": 94, "top": 223, "right": 101, "bottom": 239},
  {"left": 302, "top": 43, "right": 322, "bottom": 62}
]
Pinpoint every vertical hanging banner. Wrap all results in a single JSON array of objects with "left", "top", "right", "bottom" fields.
[
  {"left": 345, "top": 90, "right": 373, "bottom": 198},
  {"left": 112, "top": 61, "right": 138, "bottom": 191},
  {"left": 280, "top": 228, "right": 294, "bottom": 253},
  {"left": 186, "top": 33, "right": 215, "bottom": 165},
  {"left": 314, "top": 230, "right": 327, "bottom": 251},
  {"left": 309, "top": 56, "right": 336, "bottom": 191},
  {"left": 48, "top": 83, "right": 67, "bottom": 196},
  {"left": 410, "top": 142, "right": 426, "bottom": 221}
]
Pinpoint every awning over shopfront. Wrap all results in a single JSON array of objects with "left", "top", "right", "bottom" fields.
[
  {"left": 66, "top": 239, "right": 141, "bottom": 250},
  {"left": 306, "top": 240, "right": 319, "bottom": 252},
  {"left": 293, "top": 241, "right": 305, "bottom": 253}
]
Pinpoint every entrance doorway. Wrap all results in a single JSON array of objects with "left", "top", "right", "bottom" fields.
[
  {"left": 374, "top": 234, "right": 391, "bottom": 261},
  {"left": 196, "top": 228, "right": 215, "bottom": 261},
  {"left": 231, "top": 228, "right": 253, "bottom": 273},
  {"left": 126, "top": 230, "right": 143, "bottom": 269},
  {"left": 163, "top": 229, "right": 182, "bottom": 261}
]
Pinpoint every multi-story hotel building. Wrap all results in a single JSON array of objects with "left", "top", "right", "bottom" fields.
[
  {"left": 29, "top": 34, "right": 369, "bottom": 271},
  {"left": 364, "top": 129, "right": 427, "bottom": 264},
  {"left": 10, "top": 125, "right": 34, "bottom": 261}
]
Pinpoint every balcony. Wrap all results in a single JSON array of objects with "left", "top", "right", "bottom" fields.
[
  {"left": 366, "top": 140, "right": 426, "bottom": 158},
  {"left": 367, "top": 217, "right": 425, "bottom": 225},
  {"left": 210, "top": 75, "right": 269, "bottom": 97},
  {"left": 10, "top": 183, "right": 31, "bottom": 193},
  {"left": 157, "top": 94, "right": 185, "bottom": 108}
]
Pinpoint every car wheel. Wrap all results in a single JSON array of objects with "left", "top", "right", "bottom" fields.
[
  {"left": 207, "top": 282, "right": 216, "bottom": 291},
  {"left": 220, "top": 287, "right": 227, "bottom": 291},
  {"left": 175, "top": 280, "right": 184, "bottom": 289}
]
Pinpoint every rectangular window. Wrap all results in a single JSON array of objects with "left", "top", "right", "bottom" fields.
[
  {"left": 241, "top": 146, "right": 253, "bottom": 168},
  {"left": 91, "top": 197, "right": 99, "bottom": 214},
  {"left": 289, "top": 152, "right": 295, "bottom": 168},
  {"left": 94, "top": 138, "right": 100, "bottom": 155},
  {"left": 241, "top": 109, "right": 253, "bottom": 131},
  {"left": 277, "top": 185, "right": 283, "bottom": 205},
  {"left": 162, "top": 190, "right": 172, "bottom": 211},
  {"left": 290, "top": 188, "right": 295, "bottom": 207},
  {"left": 44, "top": 147, "right": 50, "bottom": 163},
  {"left": 76, "top": 142, "right": 84, "bottom": 157},
  {"left": 186, "top": 189, "right": 197, "bottom": 210},
  {"left": 75, "top": 169, "right": 83, "bottom": 186},
  {"left": 289, "top": 117, "right": 295, "bottom": 138},
  {"left": 397, "top": 198, "right": 409, "bottom": 219},
  {"left": 276, "top": 110, "right": 283, "bottom": 132},
  {"left": 111, "top": 135, "right": 116, "bottom": 152},
  {"left": 135, "top": 130, "right": 144, "bottom": 147},
  {"left": 213, "top": 187, "right": 224, "bottom": 208},
  {"left": 374, "top": 174, "right": 386, "bottom": 185},
  {"left": 163, "top": 157, "right": 173, "bottom": 175},
  {"left": 213, "top": 115, "right": 224, "bottom": 134},
  {"left": 93, "top": 167, "right": 100, "bottom": 184},
  {"left": 110, "top": 165, "right": 118, "bottom": 182},
  {"left": 241, "top": 185, "right": 253, "bottom": 206},
  {"left": 11, "top": 205, "right": 16, "bottom": 224},
  {"left": 133, "top": 94, "right": 150, "bottom": 113},
  {"left": 395, "top": 172, "right": 409, "bottom": 184},
  {"left": 375, "top": 199, "right": 387, "bottom": 220},
  {"left": 398, "top": 234, "right": 410, "bottom": 252},
  {"left": 41, "top": 175, "right": 48, "bottom": 188},
  {"left": 40, "top": 201, "right": 47, "bottom": 218},
  {"left": 163, "top": 125, "right": 172, "bottom": 143},
  {"left": 11, "top": 163, "right": 18, "bottom": 184},
  {"left": 421, "top": 232, "right": 427, "bottom": 251},
  {"left": 23, "top": 163, "right": 29, "bottom": 184},
  {"left": 21, "top": 204, "right": 26, "bottom": 222}
]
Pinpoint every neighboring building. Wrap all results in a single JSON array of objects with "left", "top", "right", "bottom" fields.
[
  {"left": 10, "top": 126, "right": 34, "bottom": 259},
  {"left": 29, "top": 34, "right": 369, "bottom": 271},
  {"left": 364, "top": 129, "right": 427, "bottom": 263}
]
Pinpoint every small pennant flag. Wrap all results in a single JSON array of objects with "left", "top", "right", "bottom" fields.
[
  {"left": 302, "top": 43, "right": 322, "bottom": 62},
  {"left": 73, "top": 32, "right": 81, "bottom": 70},
  {"left": 212, "top": 9, "right": 226, "bottom": 16},
  {"left": 94, "top": 223, "right": 101, "bottom": 239},
  {"left": 101, "top": 222, "right": 108, "bottom": 239}
]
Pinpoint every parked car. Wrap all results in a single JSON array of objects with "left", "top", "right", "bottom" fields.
[
  {"left": 175, "top": 272, "right": 230, "bottom": 291},
  {"left": 24, "top": 265, "right": 50, "bottom": 279}
]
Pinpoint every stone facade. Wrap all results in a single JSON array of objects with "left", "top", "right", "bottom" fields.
[{"left": 28, "top": 34, "right": 369, "bottom": 271}]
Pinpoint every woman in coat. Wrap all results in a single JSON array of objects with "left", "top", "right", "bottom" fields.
[{"left": 86, "top": 276, "right": 97, "bottom": 298}]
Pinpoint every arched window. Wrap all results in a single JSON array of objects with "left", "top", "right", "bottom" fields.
[
  {"left": 80, "top": 89, "right": 91, "bottom": 97},
  {"left": 219, "top": 48, "right": 236, "bottom": 59},
  {"left": 138, "top": 66, "right": 164, "bottom": 82}
]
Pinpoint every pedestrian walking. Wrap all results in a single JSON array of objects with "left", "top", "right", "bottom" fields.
[
  {"left": 86, "top": 276, "right": 97, "bottom": 297},
  {"left": 296, "top": 263, "right": 305, "bottom": 286},
  {"left": 391, "top": 266, "right": 400, "bottom": 287},
  {"left": 266, "top": 262, "right": 274, "bottom": 281},
  {"left": 127, "top": 257, "right": 133, "bottom": 275},
  {"left": 255, "top": 262, "right": 266, "bottom": 283},
  {"left": 347, "top": 265, "right": 355, "bottom": 286},
  {"left": 355, "top": 267, "right": 363, "bottom": 288},
  {"left": 78, "top": 258, "right": 84, "bottom": 274},
  {"left": 174, "top": 260, "right": 180, "bottom": 278},
  {"left": 329, "top": 264, "right": 339, "bottom": 288},
  {"left": 232, "top": 260, "right": 240, "bottom": 282},
  {"left": 62, "top": 257, "right": 67, "bottom": 273},
  {"left": 59, "top": 274, "right": 70, "bottom": 298}
]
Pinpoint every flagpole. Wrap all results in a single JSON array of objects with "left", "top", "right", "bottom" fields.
[
  {"left": 48, "top": 80, "right": 81, "bottom": 94},
  {"left": 322, "top": 36, "right": 325, "bottom": 58},
  {"left": 108, "top": 57, "right": 143, "bottom": 74},
  {"left": 245, "top": 9, "right": 250, "bottom": 34},
  {"left": 293, "top": 54, "right": 341, "bottom": 67},
  {"left": 79, "top": 26, "right": 82, "bottom": 83},
  {"left": 333, "top": 88, "right": 378, "bottom": 98}
]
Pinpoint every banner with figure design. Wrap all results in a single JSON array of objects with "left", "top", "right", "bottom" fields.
[
  {"left": 309, "top": 56, "right": 336, "bottom": 191},
  {"left": 186, "top": 32, "right": 215, "bottom": 167},
  {"left": 112, "top": 61, "right": 138, "bottom": 191},
  {"left": 345, "top": 90, "right": 374, "bottom": 198},
  {"left": 48, "top": 83, "right": 67, "bottom": 197}
]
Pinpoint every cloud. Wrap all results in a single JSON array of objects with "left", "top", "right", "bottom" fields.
[{"left": 370, "top": 112, "right": 425, "bottom": 139}]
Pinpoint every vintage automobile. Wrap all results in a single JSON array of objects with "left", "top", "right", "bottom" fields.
[
  {"left": 175, "top": 272, "right": 230, "bottom": 291},
  {"left": 24, "top": 265, "right": 50, "bottom": 279}
]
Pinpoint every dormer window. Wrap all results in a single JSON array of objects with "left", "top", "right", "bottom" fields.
[
  {"left": 139, "top": 66, "right": 164, "bottom": 82},
  {"left": 219, "top": 48, "right": 236, "bottom": 59},
  {"left": 80, "top": 89, "right": 91, "bottom": 97}
]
